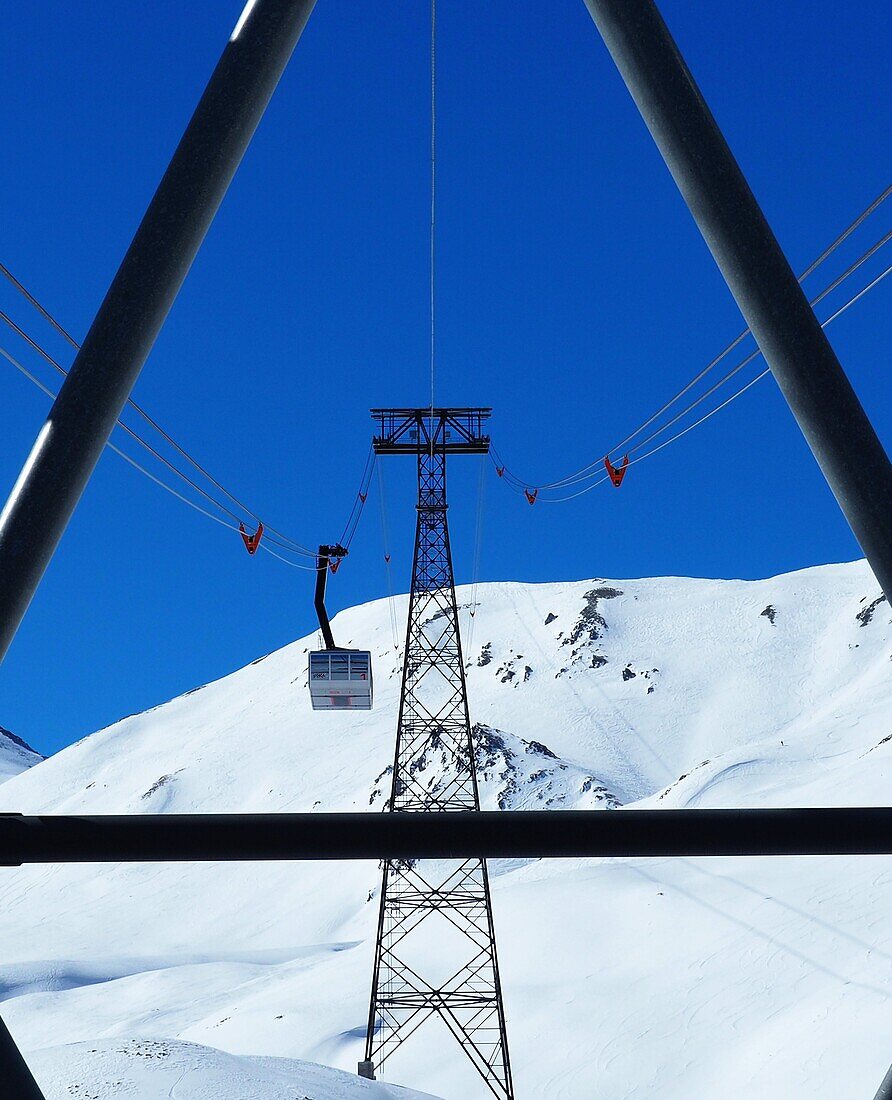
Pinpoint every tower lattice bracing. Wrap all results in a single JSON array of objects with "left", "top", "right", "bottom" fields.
[{"left": 362, "top": 409, "right": 513, "bottom": 1099}]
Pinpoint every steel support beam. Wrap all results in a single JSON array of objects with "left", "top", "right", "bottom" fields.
[
  {"left": 0, "top": 0, "right": 318, "bottom": 662},
  {"left": 3, "top": 808, "right": 892, "bottom": 864},
  {"left": 875, "top": 1064, "right": 892, "bottom": 1100},
  {"left": 364, "top": 409, "right": 512, "bottom": 1096},
  {"left": 0, "top": 1015, "right": 45, "bottom": 1100},
  {"left": 581, "top": 0, "right": 892, "bottom": 601}
]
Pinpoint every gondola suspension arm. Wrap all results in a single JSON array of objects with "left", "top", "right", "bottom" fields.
[{"left": 314, "top": 543, "right": 347, "bottom": 650}]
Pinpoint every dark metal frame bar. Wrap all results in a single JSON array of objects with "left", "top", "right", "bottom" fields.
[
  {"left": 0, "top": 2, "right": 320, "bottom": 1089},
  {"left": 0, "top": 0, "right": 319, "bottom": 663},
  {"left": 0, "top": 1016, "right": 44, "bottom": 1100},
  {"left": 371, "top": 408, "right": 492, "bottom": 455},
  {"left": 3, "top": 0, "right": 891, "bottom": 1092},
  {"left": 4, "top": 808, "right": 892, "bottom": 864},
  {"left": 874, "top": 1064, "right": 892, "bottom": 1100},
  {"left": 581, "top": 0, "right": 892, "bottom": 601}
]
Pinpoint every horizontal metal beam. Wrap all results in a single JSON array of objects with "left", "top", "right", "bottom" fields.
[
  {"left": 371, "top": 408, "right": 492, "bottom": 455},
  {"left": 370, "top": 408, "right": 493, "bottom": 417},
  {"left": 2, "top": 808, "right": 891, "bottom": 864}
]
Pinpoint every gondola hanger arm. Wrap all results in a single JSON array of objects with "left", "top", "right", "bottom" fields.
[{"left": 315, "top": 543, "right": 348, "bottom": 649}]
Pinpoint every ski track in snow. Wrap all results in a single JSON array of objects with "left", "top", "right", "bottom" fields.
[{"left": 2, "top": 560, "right": 892, "bottom": 1097}]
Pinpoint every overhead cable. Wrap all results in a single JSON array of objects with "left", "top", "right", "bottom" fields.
[
  {"left": 466, "top": 453, "right": 487, "bottom": 656},
  {"left": 0, "top": 339, "right": 320, "bottom": 569},
  {"left": 376, "top": 461, "right": 401, "bottom": 649},
  {"left": 0, "top": 275, "right": 316, "bottom": 557},
  {"left": 629, "top": 258, "right": 892, "bottom": 470},
  {"left": 429, "top": 0, "right": 437, "bottom": 423},
  {"left": 338, "top": 446, "right": 377, "bottom": 550},
  {"left": 0, "top": 301, "right": 383, "bottom": 567},
  {"left": 601, "top": 183, "right": 892, "bottom": 473},
  {"left": 494, "top": 183, "right": 892, "bottom": 494},
  {"left": 533, "top": 258, "right": 892, "bottom": 503},
  {"left": 609, "top": 229, "right": 892, "bottom": 469}
]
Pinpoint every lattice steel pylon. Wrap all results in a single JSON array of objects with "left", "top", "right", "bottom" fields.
[{"left": 359, "top": 408, "right": 513, "bottom": 1099}]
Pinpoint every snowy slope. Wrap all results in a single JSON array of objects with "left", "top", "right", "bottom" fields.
[
  {"left": 0, "top": 723, "right": 42, "bottom": 782},
  {"left": 1, "top": 560, "right": 892, "bottom": 1098},
  {"left": 30, "top": 1039, "right": 435, "bottom": 1099}
]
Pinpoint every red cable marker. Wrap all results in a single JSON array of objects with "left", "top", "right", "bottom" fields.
[
  {"left": 496, "top": 466, "right": 505, "bottom": 478},
  {"left": 604, "top": 455, "right": 629, "bottom": 488},
  {"left": 524, "top": 488, "right": 538, "bottom": 505},
  {"left": 239, "top": 521, "right": 264, "bottom": 554},
  {"left": 329, "top": 558, "right": 342, "bottom": 575}
]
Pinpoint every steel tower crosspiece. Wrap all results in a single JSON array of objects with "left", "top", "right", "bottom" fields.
[{"left": 362, "top": 409, "right": 513, "bottom": 1098}]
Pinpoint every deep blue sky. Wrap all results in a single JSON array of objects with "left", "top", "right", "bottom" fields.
[{"left": 1, "top": 1, "right": 890, "bottom": 756}]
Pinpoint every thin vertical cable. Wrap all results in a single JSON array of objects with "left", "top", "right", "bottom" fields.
[
  {"left": 377, "top": 461, "right": 400, "bottom": 649},
  {"left": 466, "top": 454, "right": 486, "bottom": 657},
  {"left": 429, "top": 0, "right": 436, "bottom": 426}
]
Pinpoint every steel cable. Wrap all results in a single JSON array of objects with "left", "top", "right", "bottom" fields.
[
  {"left": 492, "top": 183, "right": 892, "bottom": 493},
  {"left": 0, "top": 262, "right": 316, "bottom": 552},
  {"left": 465, "top": 454, "right": 487, "bottom": 656},
  {"left": 429, "top": 0, "right": 437, "bottom": 425},
  {"left": 338, "top": 446, "right": 376, "bottom": 550},
  {"left": 532, "top": 259, "right": 892, "bottom": 503},
  {"left": 0, "top": 316, "right": 365, "bottom": 567},
  {"left": 376, "top": 460, "right": 401, "bottom": 649},
  {"left": 628, "top": 258, "right": 892, "bottom": 470},
  {"left": 0, "top": 283, "right": 317, "bottom": 557},
  {"left": 0, "top": 341, "right": 321, "bottom": 559}
]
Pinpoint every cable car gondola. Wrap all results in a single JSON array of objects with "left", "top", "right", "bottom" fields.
[
  {"left": 308, "top": 544, "right": 373, "bottom": 711},
  {"left": 309, "top": 648, "right": 372, "bottom": 710}
]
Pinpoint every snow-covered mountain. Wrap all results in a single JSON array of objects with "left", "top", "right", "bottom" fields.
[
  {"left": 28, "top": 1040, "right": 435, "bottom": 1100},
  {"left": 0, "top": 723, "right": 42, "bottom": 782},
  {"left": 2, "top": 560, "right": 892, "bottom": 1098}
]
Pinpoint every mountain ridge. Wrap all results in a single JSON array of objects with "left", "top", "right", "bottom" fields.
[
  {"left": 2, "top": 558, "right": 892, "bottom": 1098},
  {"left": 0, "top": 723, "right": 43, "bottom": 782}
]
